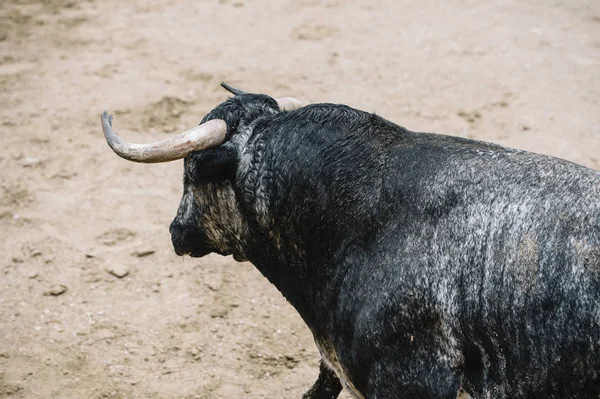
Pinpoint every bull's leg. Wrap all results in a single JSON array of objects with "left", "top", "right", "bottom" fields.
[{"left": 302, "top": 360, "right": 343, "bottom": 399}]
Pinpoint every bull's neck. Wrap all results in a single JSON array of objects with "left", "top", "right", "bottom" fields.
[
  {"left": 234, "top": 127, "right": 348, "bottom": 328},
  {"left": 239, "top": 216, "right": 347, "bottom": 330}
]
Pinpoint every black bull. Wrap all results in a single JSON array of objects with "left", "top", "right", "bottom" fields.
[{"left": 103, "top": 88, "right": 600, "bottom": 398}]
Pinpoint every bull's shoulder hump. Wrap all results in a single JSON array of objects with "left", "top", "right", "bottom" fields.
[{"left": 273, "top": 103, "right": 373, "bottom": 125}]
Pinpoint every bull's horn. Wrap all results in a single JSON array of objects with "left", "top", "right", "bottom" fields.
[
  {"left": 276, "top": 97, "right": 302, "bottom": 111},
  {"left": 100, "top": 111, "right": 227, "bottom": 163},
  {"left": 221, "top": 82, "right": 247, "bottom": 96},
  {"left": 220, "top": 82, "right": 302, "bottom": 111}
]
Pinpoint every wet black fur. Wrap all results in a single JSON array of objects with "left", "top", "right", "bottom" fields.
[{"left": 169, "top": 89, "right": 600, "bottom": 398}]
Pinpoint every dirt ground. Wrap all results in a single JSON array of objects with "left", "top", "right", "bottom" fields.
[{"left": 0, "top": 0, "right": 598, "bottom": 398}]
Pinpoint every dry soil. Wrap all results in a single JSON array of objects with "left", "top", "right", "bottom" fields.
[{"left": 0, "top": 0, "right": 599, "bottom": 398}]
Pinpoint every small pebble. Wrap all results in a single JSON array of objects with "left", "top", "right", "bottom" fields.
[
  {"left": 22, "top": 157, "right": 41, "bottom": 167},
  {"left": 189, "top": 347, "right": 202, "bottom": 361},
  {"left": 151, "top": 285, "right": 160, "bottom": 293},
  {"left": 131, "top": 249, "right": 155, "bottom": 257},
  {"left": 204, "top": 279, "right": 222, "bottom": 292},
  {"left": 210, "top": 306, "right": 228, "bottom": 319},
  {"left": 180, "top": 309, "right": 193, "bottom": 319},
  {"left": 30, "top": 250, "right": 42, "bottom": 257},
  {"left": 106, "top": 264, "right": 129, "bottom": 278},
  {"left": 44, "top": 284, "right": 67, "bottom": 296}
]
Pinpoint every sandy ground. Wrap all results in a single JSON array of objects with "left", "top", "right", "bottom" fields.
[{"left": 0, "top": 0, "right": 598, "bottom": 398}]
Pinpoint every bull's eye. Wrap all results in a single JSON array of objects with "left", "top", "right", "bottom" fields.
[{"left": 188, "top": 147, "right": 239, "bottom": 183}]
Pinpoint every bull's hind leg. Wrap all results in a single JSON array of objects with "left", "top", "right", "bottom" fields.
[{"left": 302, "top": 360, "right": 343, "bottom": 399}]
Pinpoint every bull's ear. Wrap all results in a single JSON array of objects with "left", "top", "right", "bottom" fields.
[{"left": 188, "top": 146, "right": 239, "bottom": 183}]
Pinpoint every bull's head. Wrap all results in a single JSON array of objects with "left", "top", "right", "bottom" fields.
[{"left": 101, "top": 83, "right": 301, "bottom": 261}]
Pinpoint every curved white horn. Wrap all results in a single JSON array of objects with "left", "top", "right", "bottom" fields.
[
  {"left": 101, "top": 112, "right": 227, "bottom": 163},
  {"left": 276, "top": 97, "right": 302, "bottom": 111}
]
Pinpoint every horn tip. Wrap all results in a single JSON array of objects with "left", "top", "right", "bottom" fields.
[
  {"left": 276, "top": 97, "right": 303, "bottom": 111},
  {"left": 100, "top": 111, "right": 113, "bottom": 131},
  {"left": 220, "top": 82, "right": 247, "bottom": 96}
]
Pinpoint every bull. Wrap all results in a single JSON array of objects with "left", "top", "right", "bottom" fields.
[{"left": 100, "top": 83, "right": 600, "bottom": 398}]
